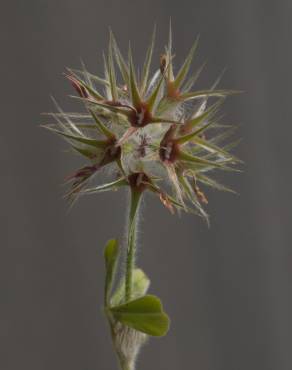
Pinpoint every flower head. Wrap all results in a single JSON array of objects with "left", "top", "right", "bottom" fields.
[{"left": 44, "top": 26, "right": 241, "bottom": 222}]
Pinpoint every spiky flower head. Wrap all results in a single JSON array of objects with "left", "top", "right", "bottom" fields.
[{"left": 44, "top": 26, "right": 241, "bottom": 222}]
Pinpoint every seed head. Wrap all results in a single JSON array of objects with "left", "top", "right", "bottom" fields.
[{"left": 44, "top": 26, "right": 241, "bottom": 222}]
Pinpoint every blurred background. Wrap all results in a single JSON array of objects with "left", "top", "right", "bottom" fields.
[{"left": 1, "top": 1, "right": 291, "bottom": 369}]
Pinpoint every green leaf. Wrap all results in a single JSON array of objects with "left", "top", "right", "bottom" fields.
[
  {"left": 110, "top": 295, "right": 170, "bottom": 337},
  {"left": 111, "top": 268, "right": 150, "bottom": 306},
  {"left": 104, "top": 239, "right": 119, "bottom": 306}
]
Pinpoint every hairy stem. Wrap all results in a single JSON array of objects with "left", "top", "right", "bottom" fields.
[
  {"left": 125, "top": 190, "right": 142, "bottom": 302},
  {"left": 120, "top": 358, "right": 134, "bottom": 370}
]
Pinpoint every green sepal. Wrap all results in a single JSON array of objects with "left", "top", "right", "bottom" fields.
[
  {"left": 109, "top": 30, "right": 129, "bottom": 84},
  {"left": 43, "top": 126, "right": 107, "bottom": 148},
  {"left": 67, "top": 68, "right": 109, "bottom": 89},
  {"left": 80, "top": 60, "right": 93, "bottom": 89},
  {"left": 166, "top": 20, "right": 174, "bottom": 81},
  {"left": 182, "top": 62, "right": 206, "bottom": 93},
  {"left": 179, "top": 150, "right": 224, "bottom": 169},
  {"left": 150, "top": 116, "right": 181, "bottom": 125},
  {"left": 66, "top": 69, "right": 104, "bottom": 101},
  {"left": 173, "top": 36, "right": 199, "bottom": 90},
  {"left": 108, "top": 34, "right": 118, "bottom": 101},
  {"left": 69, "top": 95, "right": 132, "bottom": 118},
  {"left": 109, "top": 294, "right": 170, "bottom": 337},
  {"left": 81, "top": 99, "right": 132, "bottom": 118},
  {"left": 196, "top": 173, "right": 237, "bottom": 194},
  {"left": 183, "top": 99, "right": 224, "bottom": 132},
  {"left": 104, "top": 239, "right": 119, "bottom": 306},
  {"left": 128, "top": 47, "right": 142, "bottom": 109},
  {"left": 81, "top": 177, "right": 127, "bottom": 194},
  {"left": 146, "top": 66, "right": 167, "bottom": 112},
  {"left": 181, "top": 89, "right": 241, "bottom": 101},
  {"left": 102, "top": 52, "right": 111, "bottom": 100},
  {"left": 177, "top": 120, "right": 215, "bottom": 145},
  {"left": 111, "top": 268, "right": 150, "bottom": 306},
  {"left": 89, "top": 109, "right": 115, "bottom": 139},
  {"left": 191, "top": 136, "right": 241, "bottom": 163},
  {"left": 71, "top": 145, "right": 97, "bottom": 159},
  {"left": 141, "top": 25, "right": 156, "bottom": 95}
]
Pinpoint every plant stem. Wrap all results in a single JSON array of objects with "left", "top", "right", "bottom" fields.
[
  {"left": 120, "top": 358, "right": 134, "bottom": 370},
  {"left": 125, "top": 190, "right": 142, "bottom": 302}
]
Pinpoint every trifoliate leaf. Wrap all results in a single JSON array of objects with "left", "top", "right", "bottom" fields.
[
  {"left": 110, "top": 295, "right": 170, "bottom": 337},
  {"left": 111, "top": 268, "right": 150, "bottom": 306}
]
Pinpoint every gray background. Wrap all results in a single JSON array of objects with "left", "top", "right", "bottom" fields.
[{"left": 1, "top": 1, "right": 292, "bottom": 369}]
